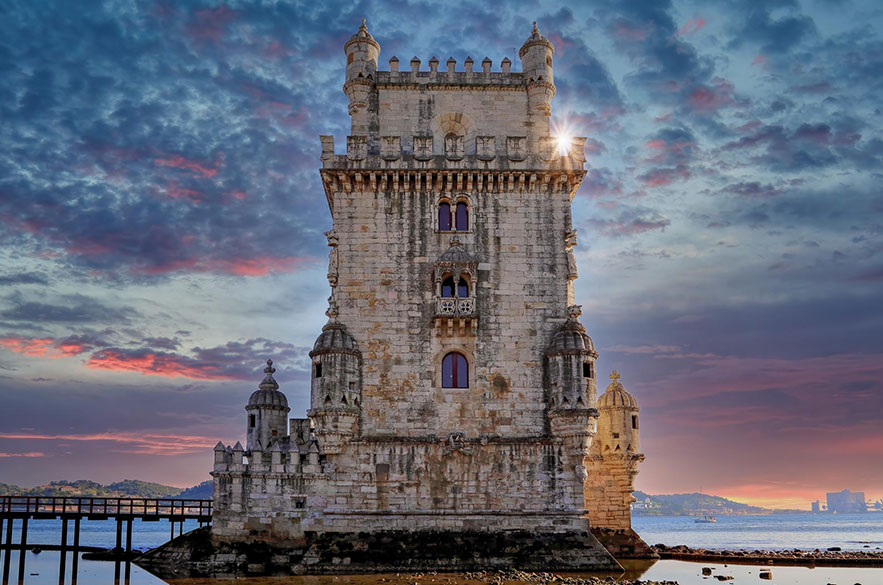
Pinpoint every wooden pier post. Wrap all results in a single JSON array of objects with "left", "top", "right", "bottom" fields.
[
  {"left": 58, "top": 517, "right": 68, "bottom": 585},
  {"left": 115, "top": 518, "right": 122, "bottom": 552},
  {"left": 169, "top": 519, "right": 174, "bottom": 541},
  {"left": 17, "top": 517, "right": 27, "bottom": 585},
  {"left": 125, "top": 519, "right": 132, "bottom": 553},
  {"left": 2, "top": 518, "right": 12, "bottom": 585},
  {"left": 71, "top": 517, "right": 80, "bottom": 585}
]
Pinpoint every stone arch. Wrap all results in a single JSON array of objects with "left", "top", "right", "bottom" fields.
[{"left": 431, "top": 112, "right": 477, "bottom": 155}]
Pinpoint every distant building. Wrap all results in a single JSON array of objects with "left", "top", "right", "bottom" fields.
[
  {"left": 826, "top": 489, "right": 866, "bottom": 513},
  {"left": 811, "top": 500, "right": 820, "bottom": 513}
]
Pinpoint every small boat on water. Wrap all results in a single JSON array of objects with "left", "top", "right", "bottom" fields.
[{"left": 694, "top": 515, "right": 717, "bottom": 523}]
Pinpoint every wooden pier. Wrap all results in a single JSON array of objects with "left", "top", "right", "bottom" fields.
[{"left": 0, "top": 496, "right": 212, "bottom": 585}]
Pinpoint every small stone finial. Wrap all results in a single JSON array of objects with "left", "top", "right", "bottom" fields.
[
  {"left": 260, "top": 358, "right": 279, "bottom": 390},
  {"left": 501, "top": 57, "right": 511, "bottom": 74},
  {"left": 429, "top": 55, "right": 440, "bottom": 72},
  {"left": 532, "top": 21, "right": 539, "bottom": 34},
  {"left": 389, "top": 56, "right": 400, "bottom": 72},
  {"left": 481, "top": 56, "right": 492, "bottom": 74},
  {"left": 610, "top": 370, "right": 621, "bottom": 382},
  {"left": 360, "top": 18, "right": 367, "bottom": 30},
  {"left": 566, "top": 304, "right": 582, "bottom": 319},
  {"left": 449, "top": 235, "right": 462, "bottom": 247}
]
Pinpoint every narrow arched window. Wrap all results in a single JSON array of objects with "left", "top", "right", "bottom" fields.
[
  {"left": 441, "top": 275, "right": 455, "bottom": 297},
  {"left": 455, "top": 201, "right": 468, "bottom": 231},
  {"left": 457, "top": 275, "right": 469, "bottom": 298},
  {"left": 438, "top": 202, "right": 452, "bottom": 231},
  {"left": 442, "top": 352, "right": 468, "bottom": 388}
]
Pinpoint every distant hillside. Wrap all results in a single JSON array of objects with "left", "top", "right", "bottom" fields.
[
  {"left": 0, "top": 479, "right": 210, "bottom": 499},
  {"left": 0, "top": 482, "right": 24, "bottom": 496},
  {"left": 175, "top": 480, "right": 213, "bottom": 499},
  {"left": 633, "top": 491, "right": 769, "bottom": 516}
]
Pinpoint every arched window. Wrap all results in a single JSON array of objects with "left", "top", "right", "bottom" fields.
[
  {"left": 457, "top": 274, "right": 469, "bottom": 298},
  {"left": 438, "top": 201, "right": 452, "bottom": 231},
  {"left": 455, "top": 201, "right": 468, "bottom": 231},
  {"left": 442, "top": 352, "right": 468, "bottom": 388},
  {"left": 441, "top": 275, "right": 455, "bottom": 298}
]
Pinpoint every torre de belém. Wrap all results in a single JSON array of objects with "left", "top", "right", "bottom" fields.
[{"left": 209, "top": 21, "right": 653, "bottom": 573}]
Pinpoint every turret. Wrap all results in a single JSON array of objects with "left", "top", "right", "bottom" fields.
[
  {"left": 597, "top": 370, "right": 640, "bottom": 455},
  {"left": 519, "top": 21, "right": 555, "bottom": 115},
  {"left": 343, "top": 19, "right": 380, "bottom": 132},
  {"left": 308, "top": 302, "right": 362, "bottom": 453},
  {"left": 245, "top": 359, "right": 290, "bottom": 452},
  {"left": 545, "top": 305, "right": 598, "bottom": 412}
]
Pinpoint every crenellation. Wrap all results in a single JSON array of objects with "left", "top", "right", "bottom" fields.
[{"left": 210, "top": 20, "right": 650, "bottom": 569}]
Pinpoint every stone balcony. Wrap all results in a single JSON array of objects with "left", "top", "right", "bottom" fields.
[{"left": 435, "top": 297, "right": 476, "bottom": 319}]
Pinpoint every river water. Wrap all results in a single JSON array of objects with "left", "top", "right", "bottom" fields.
[{"left": 0, "top": 514, "right": 880, "bottom": 584}]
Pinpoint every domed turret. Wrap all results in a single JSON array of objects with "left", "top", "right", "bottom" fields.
[
  {"left": 597, "top": 370, "right": 640, "bottom": 454},
  {"left": 343, "top": 19, "right": 380, "bottom": 120},
  {"left": 309, "top": 302, "right": 362, "bottom": 411},
  {"left": 519, "top": 22, "right": 555, "bottom": 115},
  {"left": 246, "top": 359, "right": 290, "bottom": 452},
  {"left": 545, "top": 305, "right": 598, "bottom": 410}
]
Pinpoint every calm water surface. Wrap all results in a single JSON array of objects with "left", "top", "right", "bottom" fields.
[{"left": 0, "top": 514, "right": 880, "bottom": 584}]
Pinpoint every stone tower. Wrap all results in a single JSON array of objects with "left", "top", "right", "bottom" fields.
[{"left": 210, "top": 21, "right": 652, "bottom": 573}]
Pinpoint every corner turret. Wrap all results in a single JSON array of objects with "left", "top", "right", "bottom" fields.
[
  {"left": 597, "top": 370, "right": 641, "bottom": 455},
  {"left": 344, "top": 19, "right": 380, "bottom": 133},
  {"left": 519, "top": 22, "right": 555, "bottom": 115},
  {"left": 308, "top": 302, "right": 362, "bottom": 453},
  {"left": 246, "top": 359, "right": 290, "bottom": 452}
]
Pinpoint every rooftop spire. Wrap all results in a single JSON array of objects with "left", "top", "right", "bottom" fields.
[{"left": 609, "top": 369, "right": 621, "bottom": 382}]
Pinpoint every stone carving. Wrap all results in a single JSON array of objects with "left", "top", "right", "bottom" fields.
[
  {"left": 413, "top": 136, "right": 433, "bottom": 160},
  {"left": 476, "top": 136, "right": 495, "bottom": 160},
  {"left": 325, "top": 229, "right": 339, "bottom": 288},
  {"left": 381, "top": 136, "right": 401, "bottom": 160},
  {"left": 538, "top": 136, "right": 556, "bottom": 160},
  {"left": 564, "top": 228, "right": 578, "bottom": 280},
  {"left": 507, "top": 136, "right": 527, "bottom": 161},
  {"left": 346, "top": 135, "right": 367, "bottom": 160},
  {"left": 325, "top": 297, "right": 339, "bottom": 319},
  {"left": 443, "top": 431, "right": 473, "bottom": 456},
  {"left": 444, "top": 133, "right": 464, "bottom": 160}
]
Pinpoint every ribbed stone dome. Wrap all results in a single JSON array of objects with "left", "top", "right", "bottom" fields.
[
  {"left": 598, "top": 370, "right": 638, "bottom": 409},
  {"left": 311, "top": 320, "right": 360, "bottom": 356},
  {"left": 345, "top": 19, "right": 379, "bottom": 51},
  {"left": 547, "top": 317, "right": 596, "bottom": 355},
  {"left": 437, "top": 237, "right": 476, "bottom": 265},
  {"left": 247, "top": 359, "right": 289, "bottom": 410},
  {"left": 519, "top": 21, "right": 554, "bottom": 56}
]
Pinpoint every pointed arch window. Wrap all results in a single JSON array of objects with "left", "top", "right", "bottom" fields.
[
  {"left": 438, "top": 202, "right": 452, "bottom": 231},
  {"left": 442, "top": 352, "right": 468, "bottom": 388},
  {"left": 441, "top": 274, "right": 470, "bottom": 298}
]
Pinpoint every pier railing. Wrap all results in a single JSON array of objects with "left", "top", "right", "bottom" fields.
[{"left": 0, "top": 496, "right": 212, "bottom": 520}]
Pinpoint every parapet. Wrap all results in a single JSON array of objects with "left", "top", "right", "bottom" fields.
[
  {"left": 374, "top": 55, "right": 525, "bottom": 88},
  {"left": 320, "top": 134, "right": 588, "bottom": 172}
]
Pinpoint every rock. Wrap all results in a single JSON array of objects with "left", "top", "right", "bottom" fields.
[
  {"left": 714, "top": 576, "right": 733, "bottom": 581},
  {"left": 759, "top": 570, "right": 772, "bottom": 580},
  {"left": 702, "top": 568, "right": 713, "bottom": 575},
  {"left": 828, "top": 547, "right": 842, "bottom": 552}
]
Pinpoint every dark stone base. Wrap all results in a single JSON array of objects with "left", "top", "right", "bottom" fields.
[
  {"left": 137, "top": 526, "right": 623, "bottom": 577},
  {"left": 591, "top": 528, "right": 657, "bottom": 559}
]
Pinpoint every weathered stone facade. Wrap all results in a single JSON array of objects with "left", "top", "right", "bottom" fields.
[{"left": 210, "top": 21, "right": 651, "bottom": 570}]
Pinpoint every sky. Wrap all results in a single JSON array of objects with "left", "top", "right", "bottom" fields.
[{"left": 0, "top": 0, "right": 881, "bottom": 510}]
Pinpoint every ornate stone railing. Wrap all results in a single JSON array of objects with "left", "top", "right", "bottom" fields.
[{"left": 435, "top": 297, "right": 475, "bottom": 319}]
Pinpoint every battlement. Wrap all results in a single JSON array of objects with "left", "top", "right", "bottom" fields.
[
  {"left": 373, "top": 55, "right": 527, "bottom": 88},
  {"left": 319, "top": 134, "right": 588, "bottom": 172}
]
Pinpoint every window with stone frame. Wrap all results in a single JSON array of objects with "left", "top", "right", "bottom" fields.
[
  {"left": 438, "top": 201, "right": 452, "bottom": 231},
  {"left": 441, "top": 273, "right": 470, "bottom": 298},
  {"left": 442, "top": 351, "right": 468, "bottom": 388},
  {"left": 455, "top": 201, "right": 468, "bottom": 231}
]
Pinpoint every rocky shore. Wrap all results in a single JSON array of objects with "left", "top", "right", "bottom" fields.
[{"left": 653, "top": 544, "right": 883, "bottom": 567}]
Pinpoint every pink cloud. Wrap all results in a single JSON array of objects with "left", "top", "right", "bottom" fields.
[
  {"left": 676, "top": 17, "right": 706, "bottom": 36},
  {"left": 132, "top": 255, "right": 314, "bottom": 277},
  {"left": 86, "top": 349, "right": 234, "bottom": 380},
  {"left": 0, "top": 337, "right": 56, "bottom": 357},
  {"left": 639, "top": 166, "right": 690, "bottom": 187},
  {"left": 154, "top": 155, "right": 218, "bottom": 179},
  {"left": 0, "top": 432, "right": 216, "bottom": 456},
  {"left": 688, "top": 77, "right": 736, "bottom": 112},
  {"left": 187, "top": 4, "right": 234, "bottom": 44},
  {"left": 612, "top": 19, "right": 648, "bottom": 41},
  {"left": 752, "top": 55, "right": 767, "bottom": 66},
  {"left": 0, "top": 452, "right": 48, "bottom": 458}
]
